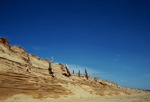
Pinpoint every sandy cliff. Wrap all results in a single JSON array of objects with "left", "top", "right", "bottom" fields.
[{"left": 0, "top": 37, "right": 149, "bottom": 101}]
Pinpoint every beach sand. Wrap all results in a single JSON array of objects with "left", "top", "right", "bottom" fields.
[
  {"left": 0, "top": 93, "right": 149, "bottom": 102},
  {"left": 55, "top": 93, "right": 150, "bottom": 102}
]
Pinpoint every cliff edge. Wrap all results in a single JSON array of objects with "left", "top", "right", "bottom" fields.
[{"left": 0, "top": 37, "right": 149, "bottom": 101}]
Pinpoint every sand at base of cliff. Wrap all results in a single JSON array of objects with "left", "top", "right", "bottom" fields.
[
  {"left": 1, "top": 93, "right": 150, "bottom": 102},
  {"left": 63, "top": 93, "right": 150, "bottom": 102}
]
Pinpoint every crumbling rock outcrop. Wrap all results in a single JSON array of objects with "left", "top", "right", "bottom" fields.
[
  {"left": 0, "top": 37, "right": 50, "bottom": 70},
  {"left": 0, "top": 37, "right": 11, "bottom": 50},
  {"left": 0, "top": 37, "right": 149, "bottom": 100},
  {"left": 11, "top": 45, "right": 27, "bottom": 57}
]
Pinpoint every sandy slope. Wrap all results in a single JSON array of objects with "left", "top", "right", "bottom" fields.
[
  {"left": 0, "top": 37, "right": 150, "bottom": 101},
  {"left": 0, "top": 93, "right": 150, "bottom": 102},
  {"left": 60, "top": 93, "right": 150, "bottom": 102}
]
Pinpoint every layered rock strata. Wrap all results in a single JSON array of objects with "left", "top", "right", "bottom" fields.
[{"left": 0, "top": 37, "right": 149, "bottom": 100}]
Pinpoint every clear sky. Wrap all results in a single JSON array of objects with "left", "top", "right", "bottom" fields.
[{"left": 0, "top": 0, "right": 150, "bottom": 90}]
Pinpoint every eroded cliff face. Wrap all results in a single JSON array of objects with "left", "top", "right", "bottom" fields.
[
  {"left": 0, "top": 37, "right": 71, "bottom": 100},
  {"left": 0, "top": 37, "right": 149, "bottom": 101},
  {"left": 0, "top": 37, "right": 66, "bottom": 72},
  {"left": 0, "top": 38, "right": 49, "bottom": 69}
]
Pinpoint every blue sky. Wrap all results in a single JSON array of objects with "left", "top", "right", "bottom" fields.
[{"left": 0, "top": 0, "right": 150, "bottom": 90}]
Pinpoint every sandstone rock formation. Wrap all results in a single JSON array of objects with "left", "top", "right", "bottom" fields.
[{"left": 0, "top": 37, "right": 149, "bottom": 101}]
